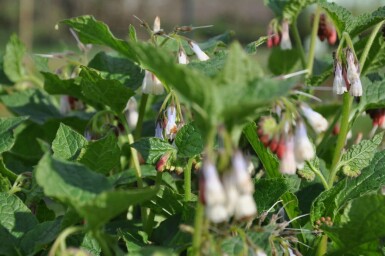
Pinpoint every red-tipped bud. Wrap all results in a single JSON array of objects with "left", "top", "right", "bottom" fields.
[
  {"left": 276, "top": 137, "right": 286, "bottom": 159},
  {"left": 333, "top": 124, "right": 340, "bottom": 135},
  {"left": 156, "top": 153, "right": 170, "bottom": 172},
  {"left": 269, "top": 137, "right": 279, "bottom": 153}
]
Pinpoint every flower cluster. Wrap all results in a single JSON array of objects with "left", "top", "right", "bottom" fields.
[
  {"left": 316, "top": 13, "right": 337, "bottom": 45},
  {"left": 267, "top": 20, "right": 292, "bottom": 50},
  {"left": 155, "top": 104, "right": 181, "bottom": 141},
  {"left": 201, "top": 151, "right": 257, "bottom": 223},
  {"left": 333, "top": 48, "right": 363, "bottom": 97},
  {"left": 258, "top": 104, "right": 328, "bottom": 175}
]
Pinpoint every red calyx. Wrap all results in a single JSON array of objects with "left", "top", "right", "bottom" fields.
[{"left": 276, "top": 137, "right": 286, "bottom": 159}]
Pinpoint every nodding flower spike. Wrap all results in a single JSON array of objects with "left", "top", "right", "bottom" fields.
[
  {"left": 333, "top": 61, "right": 348, "bottom": 95},
  {"left": 189, "top": 41, "right": 210, "bottom": 61},
  {"left": 142, "top": 70, "right": 165, "bottom": 95},
  {"left": 280, "top": 20, "right": 292, "bottom": 50},
  {"left": 294, "top": 122, "right": 315, "bottom": 163},
  {"left": 279, "top": 136, "right": 297, "bottom": 175},
  {"left": 165, "top": 105, "right": 177, "bottom": 140},
  {"left": 178, "top": 47, "right": 189, "bottom": 64},
  {"left": 202, "top": 160, "right": 226, "bottom": 205},
  {"left": 346, "top": 49, "right": 363, "bottom": 97},
  {"left": 300, "top": 104, "right": 328, "bottom": 133}
]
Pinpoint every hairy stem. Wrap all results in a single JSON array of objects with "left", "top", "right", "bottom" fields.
[
  {"left": 0, "top": 159, "right": 17, "bottom": 182},
  {"left": 184, "top": 157, "right": 194, "bottom": 202},
  {"left": 307, "top": 161, "right": 329, "bottom": 190},
  {"left": 134, "top": 94, "right": 149, "bottom": 140},
  {"left": 307, "top": 5, "right": 321, "bottom": 77},
  {"left": 191, "top": 202, "right": 204, "bottom": 256},
  {"left": 328, "top": 93, "right": 352, "bottom": 188},
  {"left": 291, "top": 23, "right": 306, "bottom": 69}
]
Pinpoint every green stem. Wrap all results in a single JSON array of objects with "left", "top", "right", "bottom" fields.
[
  {"left": 328, "top": 93, "right": 352, "bottom": 188},
  {"left": 315, "top": 235, "right": 328, "bottom": 256},
  {"left": 307, "top": 5, "right": 321, "bottom": 77},
  {"left": 0, "top": 159, "right": 17, "bottom": 182},
  {"left": 134, "top": 94, "right": 149, "bottom": 140},
  {"left": 93, "top": 230, "right": 113, "bottom": 256},
  {"left": 184, "top": 157, "right": 194, "bottom": 202},
  {"left": 359, "top": 21, "right": 385, "bottom": 73},
  {"left": 49, "top": 226, "right": 83, "bottom": 256},
  {"left": 291, "top": 23, "right": 306, "bottom": 69},
  {"left": 306, "top": 161, "right": 329, "bottom": 190},
  {"left": 191, "top": 202, "right": 204, "bottom": 256},
  {"left": 144, "top": 172, "right": 162, "bottom": 236}
]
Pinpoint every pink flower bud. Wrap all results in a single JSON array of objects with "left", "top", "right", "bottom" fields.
[{"left": 156, "top": 152, "right": 170, "bottom": 172}]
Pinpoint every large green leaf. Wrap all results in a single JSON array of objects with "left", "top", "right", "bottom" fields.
[
  {"left": 0, "top": 89, "right": 62, "bottom": 124},
  {"left": 337, "top": 132, "right": 383, "bottom": 175},
  {"left": 264, "top": 0, "right": 316, "bottom": 22},
  {"left": 78, "top": 133, "right": 121, "bottom": 174},
  {"left": 361, "top": 34, "right": 385, "bottom": 75},
  {"left": 254, "top": 178, "right": 289, "bottom": 212},
  {"left": 131, "top": 138, "right": 176, "bottom": 165},
  {"left": 268, "top": 48, "right": 299, "bottom": 75},
  {"left": 311, "top": 149, "right": 385, "bottom": 223},
  {"left": 346, "top": 6, "right": 385, "bottom": 37},
  {"left": 3, "top": 34, "right": 26, "bottom": 82},
  {"left": 175, "top": 124, "right": 203, "bottom": 158},
  {"left": 324, "top": 194, "right": 385, "bottom": 253},
  {"left": 0, "top": 116, "right": 29, "bottom": 154},
  {"left": 42, "top": 72, "right": 84, "bottom": 100},
  {"left": 36, "top": 154, "right": 157, "bottom": 228},
  {"left": 359, "top": 77, "right": 385, "bottom": 110},
  {"left": 0, "top": 192, "right": 38, "bottom": 255},
  {"left": 88, "top": 51, "right": 144, "bottom": 90},
  {"left": 61, "top": 15, "right": 138, "bottom": 62},
  {"left": 79, "top": 66, "right": 135, "bottom": 113},
  {"left": 52, "top": 123, "right": 88, "bottom": 160}
]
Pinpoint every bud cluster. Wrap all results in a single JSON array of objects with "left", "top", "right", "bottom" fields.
[
  {"left": 367, "top": 109, "right": 385, "bottom": 129},
  {"left": 201, "top": 151, "right": 257, "bottom": 223},
  {"left": 316, "top": 13, "right": 337, "bottom": 45},
  {"left": 333, "top": 48, "right": 363, "bottom": 97},
  {"left": 258, "top": 104, "right": 328, "bottom": 175},
  {"left": 314, "top": 216, "right": 333, "bottom": 233},
  {"left": 267, "top": 20, "right": 292, "bottom": 50}
]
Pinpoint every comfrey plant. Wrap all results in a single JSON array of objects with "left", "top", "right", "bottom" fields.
[{"left": 0, "top": 1, "right": 385, "bottom": 256}]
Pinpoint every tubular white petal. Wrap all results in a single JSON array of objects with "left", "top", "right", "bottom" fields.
[
  {"left": 333, "top": 62, "right": 347, "bottom": 95},
  {"left": 280, "top": 20, "right": 292, "bottom": 50},
  {"left": 294, "top": 122, "right": 315, "bottom": 162},
  {"left": 232, "top": 151, "right": 254, "bottom": 194},
  {"left": 202, "top": 161, "right": 226, "bottom": 205},
  {"left": 206, "top": 204, "right": 228, "bottom": 223},
  {"left": 153, "top": 16, "right": 161, "bottom": 33},
  {"left": 279, "top": 136, "right": 297, "bottom": 175},
  {"left": 349, "top": 79, "right": 363, "bottom": 97},
  {"left": 189, "top": 41, "right": 210, "bottom": 61},
  {"left": 300, "top": 105, "right": 328, "bottom": 133},
  {"left": 60, "top": 95, "right": 71, "bottom": 115},
  {"left": 234, "top": 194, "right": 257, "bottom": 220},
  {"left": 178, "top": 48, "right": 189, "bottom": 64}
]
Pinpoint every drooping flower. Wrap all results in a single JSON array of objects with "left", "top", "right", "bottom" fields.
[
  {"left": 317, "top": 14, "right": 337, "bottom": 45},
  {"left": 142, "top": 70, "right": 164, "bottom": 95},
  {"left": 300, "top": 104, "right": 328, "bottom": 133},
  {"left": 234, "top": 194, "right": 257, "bottom": 220},
  {"left": 178, "top": 47, "right": 189, "bottom": 64},
  {"left": 124, "top": 97, "right": 139, "bottom": 130},
  {"left": 155, "top": 120, "right": 164, "bottom": 139},
  {"left": 294, "top": 122, "right": 315, "bottom": 164},
  {"left": 267, "top": 24, "right": 280, "bottom": 48},
  {"left": 153, "top": 16, "right": 162, "bottom": 34},
  {"left": 60, "top": 95, "right": 84, "bottom": 114},
  {"left": 333, "top": 61, "right": 347, "bottom": 95},
  {"left": 231, "top": 151, "right": 254, "bottom": 194},
  {"left": 279, "top": 135, "right": 297, "bottom": 175},
  {"left": 346, "top": 49, "right": 362, "bottom": 97},
  {"left": 280, "top": 20, "right": 292, "bottom": 50},
  {"left": 165, "top": 105, "right": 178, "bottom": 140},
  {"left": 189, "top": 41, "right": 210, "bottom": 61}
]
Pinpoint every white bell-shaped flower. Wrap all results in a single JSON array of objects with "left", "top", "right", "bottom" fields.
[
  {"left": 205, "top": 204, "right": 228, "bottom": 223},
  {"left": 124, "top": 97, "right": 138, "bottom": 130},
  {"left": 333, "top": 61, "right": 347, "bottom": 95},
  {"left": 189, "top": 41, "right": 210, "bottom": 61},
  {"left": 280, "top": 20, "right": 292, "bottom": 50},
  {"left": 234, "top": 194, "right": 257, "bottom": 220},
  {"left": 294, "top": 122, "right": 315, "bottom": 163},
  {"left": 142, "top": 70, "right": 164, "bottom": 95},
  {"left": 232, "top": 151, "right": 254, "bottom": 194},
  {"left": 346, "top": 49, "right": 362, "bottom": 97},
  {"left": 202, "top": 161, "right": 226, "bottom": 206},
  {"left": 300, "top": 104, "right": 328, "bottom": 133},
  {"left": 178, "top": 47, "right": 189, "bottom": 64},
  {"left": 279, "top": 136, "right": 297, "bottom": 175},
  {"left": 165, "top": 105, "right": 177, "bottom": 140}
]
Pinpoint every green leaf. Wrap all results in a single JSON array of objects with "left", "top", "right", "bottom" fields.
[
  {"left": 187, "top": 51, "right": 228, "bottom": 78},
  {"left": 338, "top": 132, "right": 383, "bottom": 175},
  {"left": 361, "top": 34, "right": 385, "bottom": 75},
  {"left": 36, "top": 154, "right": 157, "bottom": 228},
  {"left": 0, "top": 192, "right": 38, "bottom": 255},
  {"left": 0, "top": 89, "right": 62, "bottom": 124},
  {"left": 175, "top": 124, "right": 203, "bottom": 158},
  {"left": 131, "top": 138, "right": 176, "bottom": 165},
  {"left": 143, "top": 185, "right": 184, "bottom": 216},
  {"left": 306, "top": 65, "right": 333, "bottom": 86},
  {"left": 346, "top": 6, "right": 385, "bottom": 37},
  {"left": 128, "top": 24, "right": 137, "bottom": 42},
  {"left": 254, "top": 178, "right": 289, "bottom": 212},
  {"left": 78, "top": 133, "right": 121, "bottom": 174},
  {"left": 268, "top": 48, "right": 299, "bottom": 75},
  {"left": 20, "top": 219, "right": 62, "bottom": 255},
  {"left": 79, "top": 66, "right": 135, "bottom": 113},
  {"left": 52, "top": 123, "right": 88, "bottom": 160},
  {"left": 42, "top": 72, "right": 84, "bottom": 100},
  {"left": 359, "top": 77, "right": 385, "bottom": 110},
  {"left": 0, "top": 116, "right": 29, "bottom": 154},
  {"left": 243, "top": 122, "right": 280, "bottom": 178},
  {"left": 67, "top": 232, "right": 101, "bottom": 256},
  {"left": 323, "top": 194, "right": 385, "bottom": 252},
  {"left": 311, "top": 149, "right": 385, "bottom": 223},
  {"left": 88, "top": 52, "right": 144, "bottom": 91},
  {"left": 61, "top": 15, "right": 138, "bottom": 61},
  {"left": 282, "top": 0, "right": 316, "bottom": 23},
  {"left": 3, "top": 34, "right": 26, "bottom": 82}
]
